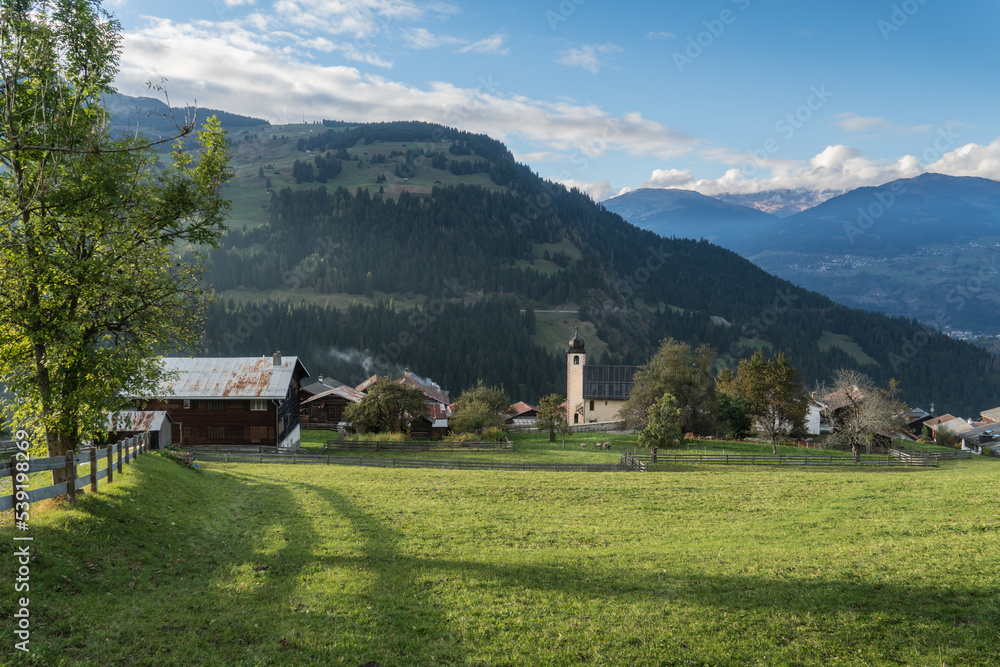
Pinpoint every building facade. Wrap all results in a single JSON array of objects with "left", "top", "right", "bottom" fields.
[{"left": 565, "top": 329, "right": 637, "bottom": 424}]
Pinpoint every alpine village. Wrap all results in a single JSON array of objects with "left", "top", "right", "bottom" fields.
[{"left": 1, "top": 2, "right": 998, "bottom": 666}]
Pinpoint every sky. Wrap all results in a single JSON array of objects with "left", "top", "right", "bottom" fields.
[{"left": 109, "top": 0, "right": 1000, "bottom": 201}]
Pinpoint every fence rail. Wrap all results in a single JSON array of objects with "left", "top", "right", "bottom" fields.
[
  {"left": 620, "top": 453, "right": 647, "bottom": 472},
  {"left": 193, "top": 451, "right": 628, "bottom": 472},
  {"left": 627, "top": 451, "right": 938, "bottom": 467},
  {"left": 1, "top": 433, "right": 150, "bottom": 512},
  {"left": 323, "top": 440, "right": 514, "bottom": 453},
  {"left": 888, "top": 448, "right": 971, "bottom": 462}
]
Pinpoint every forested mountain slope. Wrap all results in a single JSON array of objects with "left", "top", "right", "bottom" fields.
[{"left": 193, "top": 118, "right": 1000, "bottom": 414}]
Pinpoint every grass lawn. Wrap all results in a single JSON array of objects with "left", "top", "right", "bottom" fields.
[{"left": 2, "top": 450, "right": 997, "bottom": 666}]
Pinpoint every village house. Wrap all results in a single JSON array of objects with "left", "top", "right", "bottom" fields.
[
  {"left": 300, "top": 384, "right": 364, "bottom": 430},
  {"left": 142, "top": 353, "right": 309, "bottom": 449},
  {"left": 101, "top": 411, "right": 174, "bottom": 449},
  {"left": 565, "top": 329, "right": 637, "bottom": 425},
  {"left": 506, "top": 401, "right": 538, "bottom": 426}
]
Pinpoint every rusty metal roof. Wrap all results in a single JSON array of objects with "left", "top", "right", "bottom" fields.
[
  {"left": 107, "top": 411, "right": 173, "bottom": 432},
  {"left": 156, "top": 356, "right": 307, "bottom": 399}
]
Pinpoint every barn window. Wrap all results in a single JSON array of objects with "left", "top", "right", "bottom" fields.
[
  {"left": 249, "top": 399, "right": 267, "bottom": 411},
  {"left": 205, "top": 400, "right": 225, "bottom": 411},
  {"left": 208, "top": 426, "right": 225, "bottom": 441},
  {"left": 589, "top": 400, "right": 595, "bottom": 411},
  {"left": 573, "top": 356, "right": 580, "bottom": 365}
]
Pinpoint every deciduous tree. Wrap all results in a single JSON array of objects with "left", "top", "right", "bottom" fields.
[
  {"left": 638, "top": 393, "right": 684, "bottom": 456},
  {"left": 0, "top": 0, "right": 231, "bottom": 470},
  {"left": 344, "top": 378, "right": 427, "bottom": 434},
  {"left": 717, "top": 351, "right": 808, "bottom": 453},
  {"left": 822, "top": 369, "right": 906, "bottom": 462},
  {"left": 618, "top": 338, "right": 716, "bottom": 434},
  {"left": 535, "top": 393, "right": 567, "bottom": 442},
  {"left": 450, "top": 381, "right": 510, "bottom": 434}
]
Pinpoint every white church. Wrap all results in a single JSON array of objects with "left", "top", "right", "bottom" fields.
[{"left": 565, "top": 328, "right": 638, "bottom": 425}]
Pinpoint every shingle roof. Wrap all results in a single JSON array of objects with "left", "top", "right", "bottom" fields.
[
  {"left": 980, "top": 406, "right": 1000, "bottom": 423},
  {"left": 155, "top": 356, "right": 307, "bottom": 400},
  {"left": 508, "top": 401, "right": 537, "bottom": 417}
]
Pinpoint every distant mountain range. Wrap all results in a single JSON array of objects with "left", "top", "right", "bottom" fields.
[
  {"left": 602, "top": 188, "right": 776, "bottom": 251},
  {"left": 606, "top": 173, "right": 1000, "bottom": 334}
]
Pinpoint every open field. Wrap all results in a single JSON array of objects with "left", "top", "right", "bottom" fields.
[{"left": 2, "top": 449, "right": 997, "bottom": 666}]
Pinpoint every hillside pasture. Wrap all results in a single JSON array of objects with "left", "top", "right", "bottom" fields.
[{"left": 1, "top": 451, "right": 997, "bottom": 666}]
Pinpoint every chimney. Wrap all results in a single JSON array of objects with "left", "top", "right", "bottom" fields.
[
  {"left": 273, "top": 351, "right": 282, "bottom": 367},
  {"left": 318, "top": 374, "right": 323, "bottom": 383}
]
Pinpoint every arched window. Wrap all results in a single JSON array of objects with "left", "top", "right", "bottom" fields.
[
  {"left": 589, "top": 400, "right": 595, "bottom": 411},
  {"left": 573, "top": 356, "right": 580, "bottom": 365}
]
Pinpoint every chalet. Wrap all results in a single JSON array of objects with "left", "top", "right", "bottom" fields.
[
  {"left": 300, "top": 375, "right": 346, "bottom": 401},
  {"left": 506, "top": 401, "right": 538, "bottom": 426},
  {"left": 566, "top": 329, "right": 637, "bottom": 424},
  {"left": 979, "top": 406, "right": 1000, "bottom": 424},
  {"left": 300, "top": 384, "right": 364, "bottom": 430},
  {"left": 101, "top": 411, "right": 174, "bottom": 449},
  {"left": 957, "top": 422, "right": 1000, "bottom": 454},
  {"left": 142, "top": 353, "right": 309, "bottom": 449},
  {"left": 922, "top": 414, "right": 973, "bottom": 443}
]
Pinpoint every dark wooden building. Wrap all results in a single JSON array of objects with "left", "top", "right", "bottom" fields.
[
  {"left": 300, "top": 385, "right": 364, "bottom": 429},
  {"left": 142, "top": 353, "right": 309, "bottom": 449},
  {"left": 101, "top": 411, "right": 175, "bottom": 449}
]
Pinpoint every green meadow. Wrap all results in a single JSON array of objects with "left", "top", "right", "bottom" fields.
[{"left": 1, "top": 448, "right": 997, "bottom": 666}]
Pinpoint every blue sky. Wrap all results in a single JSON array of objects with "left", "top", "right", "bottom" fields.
[{"left": 110, "top": 0, "right": 1000, "bottom": 200}]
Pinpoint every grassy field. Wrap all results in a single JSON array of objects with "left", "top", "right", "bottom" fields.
[{"left": 2, "top": 448, "right": 997, "bottom": 666}]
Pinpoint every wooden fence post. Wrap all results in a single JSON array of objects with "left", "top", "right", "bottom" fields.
[
  {"left": 107, "top": 444, "right": 114, "bottom": 484},
  {"left": 117, "top": 439, "right": 123, "bottom": 475},
  {"left": 89, "top": 447, "right": 98, "bottom": 494},
  {"left": 66, "top": 452, "right": 77, "bottom": 503}
]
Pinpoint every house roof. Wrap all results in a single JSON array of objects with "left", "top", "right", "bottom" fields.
[
  {"left": 301, "top": 385, "right": 365, "bottom": 405},
  {"left": 155, "top": 356, "right": 308, "bottom": 400},
  {"left": 427, "top": 403, "right": 451, "bottom": 421},
  {"left": 980, "top": 406, "right": 1000, "bottom": 423},
  {"left": 958, "top": 422, "right": 1000, "bottom": 443},
  {"left": 923, "top": 414, "right": 957, "bottom": 429},
  {"left": 822, "top": 386, "right": 864, "bottom": 412},
  {"left": 399, "top": 371, "right": 450, "bottom": 404},
  {"left": 356, "top": 374, "right": 380, "bottom": 392},
  {"left": 508, "top": 401, "right": 537, "bottom": 417},
  {"left": 106, "top": 411, "right": 173, "bottom": 432},
  {"left": 927, "top": 416, "right": 974, "bottom": 435},
  {"left": 582, "top": 365, "right": 638, "bottom": 400},
  {"left": 301, "top": 376, "right": 346, "bottom": 397}
]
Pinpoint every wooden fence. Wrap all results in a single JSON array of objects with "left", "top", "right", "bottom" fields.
[
  {"left": 620, "top": 452, "right": 647, "bottom": 472},
  {"left": 888, "top": 447, "right": 971, "bottom": 463},
  {"left": 0, "top": 433, "right": 151, "bottom": 512},
  {"left": 192, "top": 450, "right": 629, "bottom": 472},
  {"left": 627, "top": 451, "right": 938, "bottom": 467},
  {"left": 323, "top": 440, "right": 514, "bottom": 453}
]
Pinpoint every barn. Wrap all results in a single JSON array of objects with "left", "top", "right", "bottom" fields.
[{"left": 142, "top": 353, "right": 309, "bottom": 449}]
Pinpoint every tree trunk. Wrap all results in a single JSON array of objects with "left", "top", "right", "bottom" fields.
[{"left": 549, "top": 430, "right": 555, "bottom": 442}]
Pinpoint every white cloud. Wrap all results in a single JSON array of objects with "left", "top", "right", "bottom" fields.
[
  {"left": 221, "top": 0, "right": 255, "bottom": 6},
  {"left": 554, "top": 178, "right": 613, "bottom": 201},
  {"left": 116, "top": 20, "right": 696, "bottom": 159},
  {"left": 647, "top": 31, "right": 675, "bottom": 39},
  {"left": 402, "top": 27, "right": 464, "bottom": 49},
  {"left": 641, "top": 130, "right": 1000, "bottom": 196},
  {"left": 272, "top": 0, "right": 451, "bottom": 37},
  {"left": 456, "top": 33, "right": 507, "bottom": 55},
  {"left": 832, "top": 112, "right": 936, "bottom": 135},
  {"left": 557, "top": 43, "right": 622, "bottom": 74}
]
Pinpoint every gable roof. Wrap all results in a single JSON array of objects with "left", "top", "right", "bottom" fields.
[
  {"left": 980, "top": 406, "right": 1000, "bottom": 423},
  {"left": 156, "top": 356, "right": 308, "bottom": 400},
  {"left": 399, "top": 371, "right": 450, "bottom": 404},
  {"left": 508, "top": 401, "right": 537, "bottom": 417},
  {"left": 958, "top": 422, "right": 1000, "bottom": 443},
  {"left": 301, "top": 376, "right": 346, "bottom": 397},
  {"left": 301, "top": 385, "right": 365, "bottom": 405}
]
